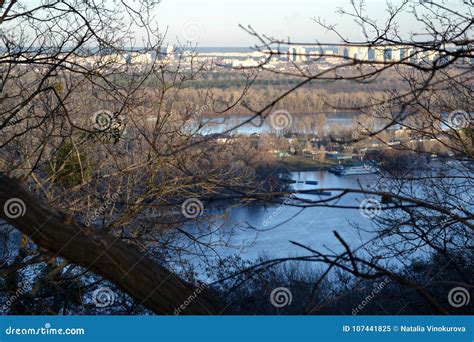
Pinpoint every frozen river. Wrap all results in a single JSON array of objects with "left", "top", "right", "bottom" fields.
[{"left": 184, "top": 171, "right": 378, "bottom": 260}]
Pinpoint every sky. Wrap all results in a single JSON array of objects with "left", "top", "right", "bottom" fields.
[
  {"left": 15, "top": 0, "right": 472, "bottom": 48},
  {"left": 153, "top": 0, "right": 423, "bottom": 47}
]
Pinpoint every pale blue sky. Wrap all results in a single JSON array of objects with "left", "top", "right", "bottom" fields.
[
  {"left": 154, "top": 0, "right": 448, "bottom": 46},
  {"left": 17, "top": 0, "right": 472, "bottom": 48}
]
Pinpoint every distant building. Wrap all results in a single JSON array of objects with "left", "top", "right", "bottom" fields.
[
  {"left": 128, "top": 52, "right": 153, "bottom": 65},
  {"left": 288, "top": 46, "right": 306, "bottom": 63},
  {"left": 166, "top": 46, "right": 174, "bottom": 59}
]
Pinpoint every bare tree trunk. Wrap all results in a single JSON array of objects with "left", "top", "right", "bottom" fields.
[{"left": 0, "top": 175, "right": 221, "bottom": 314}]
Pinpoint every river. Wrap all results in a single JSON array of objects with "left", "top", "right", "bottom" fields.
[
  {"left": 199, "top": 114, "right": 355, "bottom": 135},
  {"left": 185, "top": 171, "right": 378, "bottom": 260}
]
